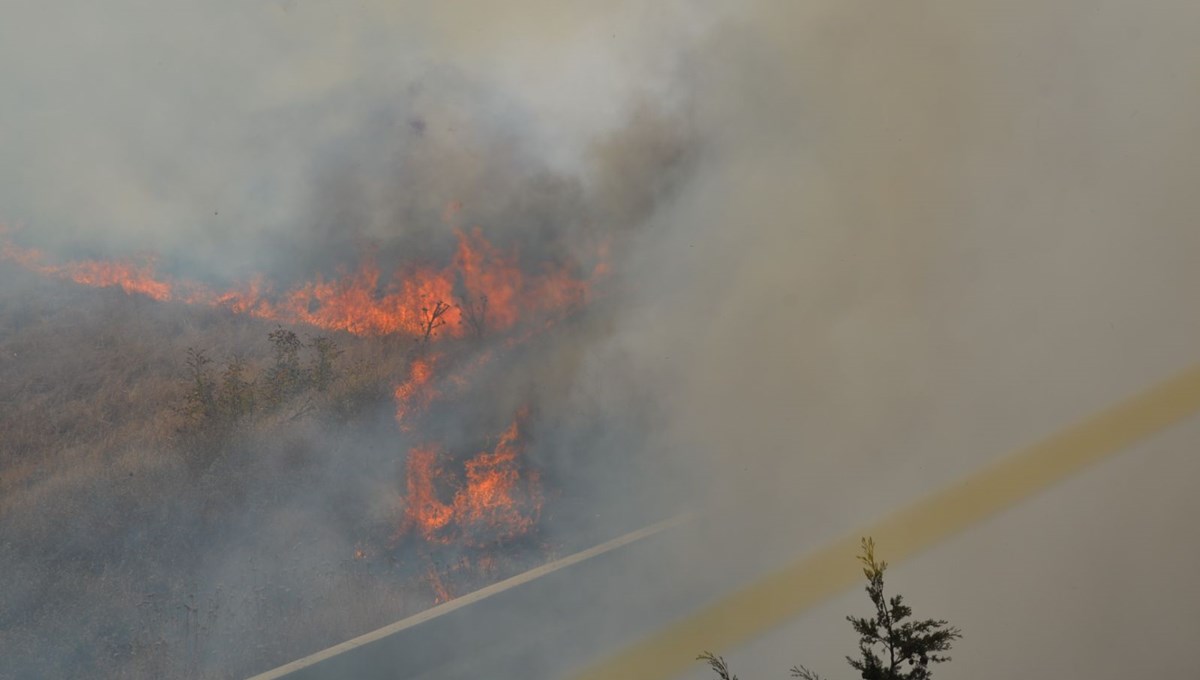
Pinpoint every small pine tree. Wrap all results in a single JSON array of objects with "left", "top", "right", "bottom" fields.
[
  {"left": 702, "top": 537, "right": 961, "bottom": 680},
  {"left": 699, "top": 652, "right": 740, "bottom": 680},
  {"left": 834, "top": 537, "right": 960, "bottom": 680}
]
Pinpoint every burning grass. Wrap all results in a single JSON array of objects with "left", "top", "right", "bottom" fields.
[
  {"left": 0, "top": 228, "right": 606, "bottom": 678},
  {"left": 399, "top": 411, "right": 543, "bottom": 547},
  {"left": 0, "top": 227, "right": 593, "bottom": 342}
]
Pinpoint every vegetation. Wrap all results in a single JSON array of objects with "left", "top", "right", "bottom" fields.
[
  {"left": 459, "top": 292, "right": 489, "bottom": 339},
  {"left": 701, "top": 538, "right": 961, "bottom": 680},
  {"left": 0, "top": 270, "right": 545, "bottom": 679},
  {"left": 181, "top": 328, "right": 345, "bottom": 430}
]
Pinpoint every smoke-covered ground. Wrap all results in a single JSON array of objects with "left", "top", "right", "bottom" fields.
[{"left": 3, "top": 1, "right": 1200, "bottom": 679}]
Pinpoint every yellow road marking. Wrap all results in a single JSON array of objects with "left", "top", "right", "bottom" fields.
[{"left": 573, "top": 365, "right": 1200, "bottom": 680}]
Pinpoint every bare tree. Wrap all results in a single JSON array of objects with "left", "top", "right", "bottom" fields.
[
  {"left": 420, "top": 300, "right": 452, "bottom": 342},
  {"left": 458, "top": 292, "right": 488, "bottom": 339}
]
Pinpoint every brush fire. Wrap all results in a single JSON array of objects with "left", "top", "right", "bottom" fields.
[
  {"left": 1, "top": 220, "right": 592, "bottom": 603},
  {"left": 1, "top": 227, "right": 589, "bottom": 339}
]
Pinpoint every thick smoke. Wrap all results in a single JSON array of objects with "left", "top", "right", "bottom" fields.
[
  {"left": 4, "top": 1, "right": 1200, "bottom": 679},
  {"left": 1, "top": 2, "right": 704, "bottom": 677},
  {"left": 0, "top": 1, "right": 696, "bottom": 280},
  {"left": 637, "top": 2, "right": 1200, "bottom": 679}
]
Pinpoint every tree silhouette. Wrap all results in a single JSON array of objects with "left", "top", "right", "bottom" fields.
[
  {"left": 419, "top": 300, "right": 452, "bottom": 342},
  {"left": 699, "top": 652, "right": 740, "bottom": 680},
  {"left": 702, "top": 537, "right": 961, "bottom": 680}
]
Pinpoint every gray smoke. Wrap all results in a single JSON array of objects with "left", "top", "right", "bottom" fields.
[{"left": 3, "top": 1, "right": 1200, "bottom": 679}]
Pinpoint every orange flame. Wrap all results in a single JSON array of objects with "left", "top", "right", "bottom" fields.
[
  {"left": 2, "top": 228, "right": 593, "bottom": 340},
  {"left": 425, "top": 565, "right": 455, "bottom": 604},
  {"left": 455, "top": 415, "right": 541, "bottom": 541},
  {"left": 393, "top": 354, "right": 441, "bottom": 432},
  {"left": 404, "top": 444, "right": 457, "bottom": 540},
  {"left": 3, "top": 224, "right": 591, "bottom": 558},
  {"left": 454, "top": 228, "right": 523, "bottom": 330},
  {"left": 64, "top": 260, "right": 173, "bottom": 301},
  {"left": 400, "top": 411, "right": 542, "bottom": 547},
  {"left": 1, "top": 239, "right": 172, "bottom": 301}
]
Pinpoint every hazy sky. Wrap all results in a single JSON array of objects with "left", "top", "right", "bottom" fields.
[{"left": 4, "top": 2, "right": 1199, "bottom": 678}]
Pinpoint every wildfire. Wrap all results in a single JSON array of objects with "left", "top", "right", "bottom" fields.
[
  {"left": 0, "top": 239, "right": 173, "bottom": 302},
  {"left": 458, "top": 418, "right": 541, "bottom": 541},
  {"left": 425, "top": 565, "right": 454, "bottom": 605},
  {"left": 420, "top": 553, "right": 499, "bottom": 605},
  {"left": 393, "top": 354, "right": 441, "bottom": 432},
  {"left": 4, "top": 221, "right": 583, "bottom": 595},
  {"left": 404, "top": 444, "right": 457, "bottom": 540},
  {"left": 271, "top": 260, "right": 459, "bottom": 337},
  {"left": 400, "top": 411, "right": 543, "bottom": 548},
  {"left": 0, "top": 228, "right": 594, "bottom": 341}
]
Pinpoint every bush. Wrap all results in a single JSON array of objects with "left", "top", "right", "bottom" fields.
[{"left": 182, "top": 328, "right": 344, "bottom": 433}]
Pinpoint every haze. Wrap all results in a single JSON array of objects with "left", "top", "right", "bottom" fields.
[{"left": 2, "top": 1, "right": 1199, "bottom": 679}]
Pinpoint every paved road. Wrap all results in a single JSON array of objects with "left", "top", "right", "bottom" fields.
[{"left": 249, "top": 515, "right": 741, "bottom": 680}]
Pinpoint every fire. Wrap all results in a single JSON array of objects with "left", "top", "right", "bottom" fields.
[
  {"left": 404, "top": 445, "right": 457, "bottom": 540},
  {"left": 64, "top": 260, "right": 173, "bottom": 301},
  {"left": 3, "top": 222, "right": 574, "bottom": 576},
  {"left": 1, "top": 228, "right": 591, "bottom": 341},
  {"left": 456, "top": 416, "right": 541, "bottom": 541},
  {"left": 393, "top": 354, "right": 441, "bottom": 432},
  {"left": 425, "top": 565, "right": 454, "bottom": 605},
  {"left": 454, "top": 228, "right": 523, "bottom": 331},
  {"left": 204, "top": 275, "right": 270, "bottom": 315},
  {"left": 400, "top": 411, "right": 543, "bottom": 547},
  {"left": 420, "top": 553, "right": 501, "bottom": 604},
  {"left": 392, "top": 349, "right": 495, "bottom": 432},
  {"left": 0, "top": 239, "right": 172, "bottom": 301}
]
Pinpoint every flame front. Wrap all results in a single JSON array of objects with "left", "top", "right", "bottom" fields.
[
  {"left": 400, "top": 411, "right": 543, "bottom": 548},
  {"left": 404, "top": 444, "right": 457, "bottom": 540},
  {"left": 1, "top": 239, "right": 173, "bottom": 302},
  {"left": 1, "top": 227, "right": 596, "bottom": 340},
  {"left": 2, "top": 223, "right": 592, "bottom": 602},
  {"left": 393, "top": 354, "right": 440, "bottom": 431},
  {"left": 456, "top": 415, "right": 541, "bottom": 542}
]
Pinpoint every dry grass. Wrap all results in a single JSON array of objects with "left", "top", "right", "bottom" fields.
[{"left": 0, "top": 268, "right": 556, "bottom": 678}]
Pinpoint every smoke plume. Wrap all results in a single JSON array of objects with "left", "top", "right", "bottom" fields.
[{"left": 3, "top": 1, "right": 1200, "bottom": 679}]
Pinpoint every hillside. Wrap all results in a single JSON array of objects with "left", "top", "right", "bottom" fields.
[{"left": 0, "top": 262, "right": 663, "bottom": 678}]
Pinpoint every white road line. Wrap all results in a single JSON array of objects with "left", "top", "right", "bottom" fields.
[{"left": 247, "top": 513, "right": 692, "bottom": 679}]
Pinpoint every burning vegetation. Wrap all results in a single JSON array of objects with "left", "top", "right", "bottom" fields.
[
  {"left": 0, "top": 210, "right": 632, "bottom": 677},
  {"left": 400, "top": 410, "right": 543, "bottom": 548},
  {"left": 1, "top": 221, "right": 580, "bottom": 559},
  {"left": 0, "top": 58, "right": 692, "bottom": 676},
  {"left": 0, "top": 227, "right": 591, "bottom": 340}
]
